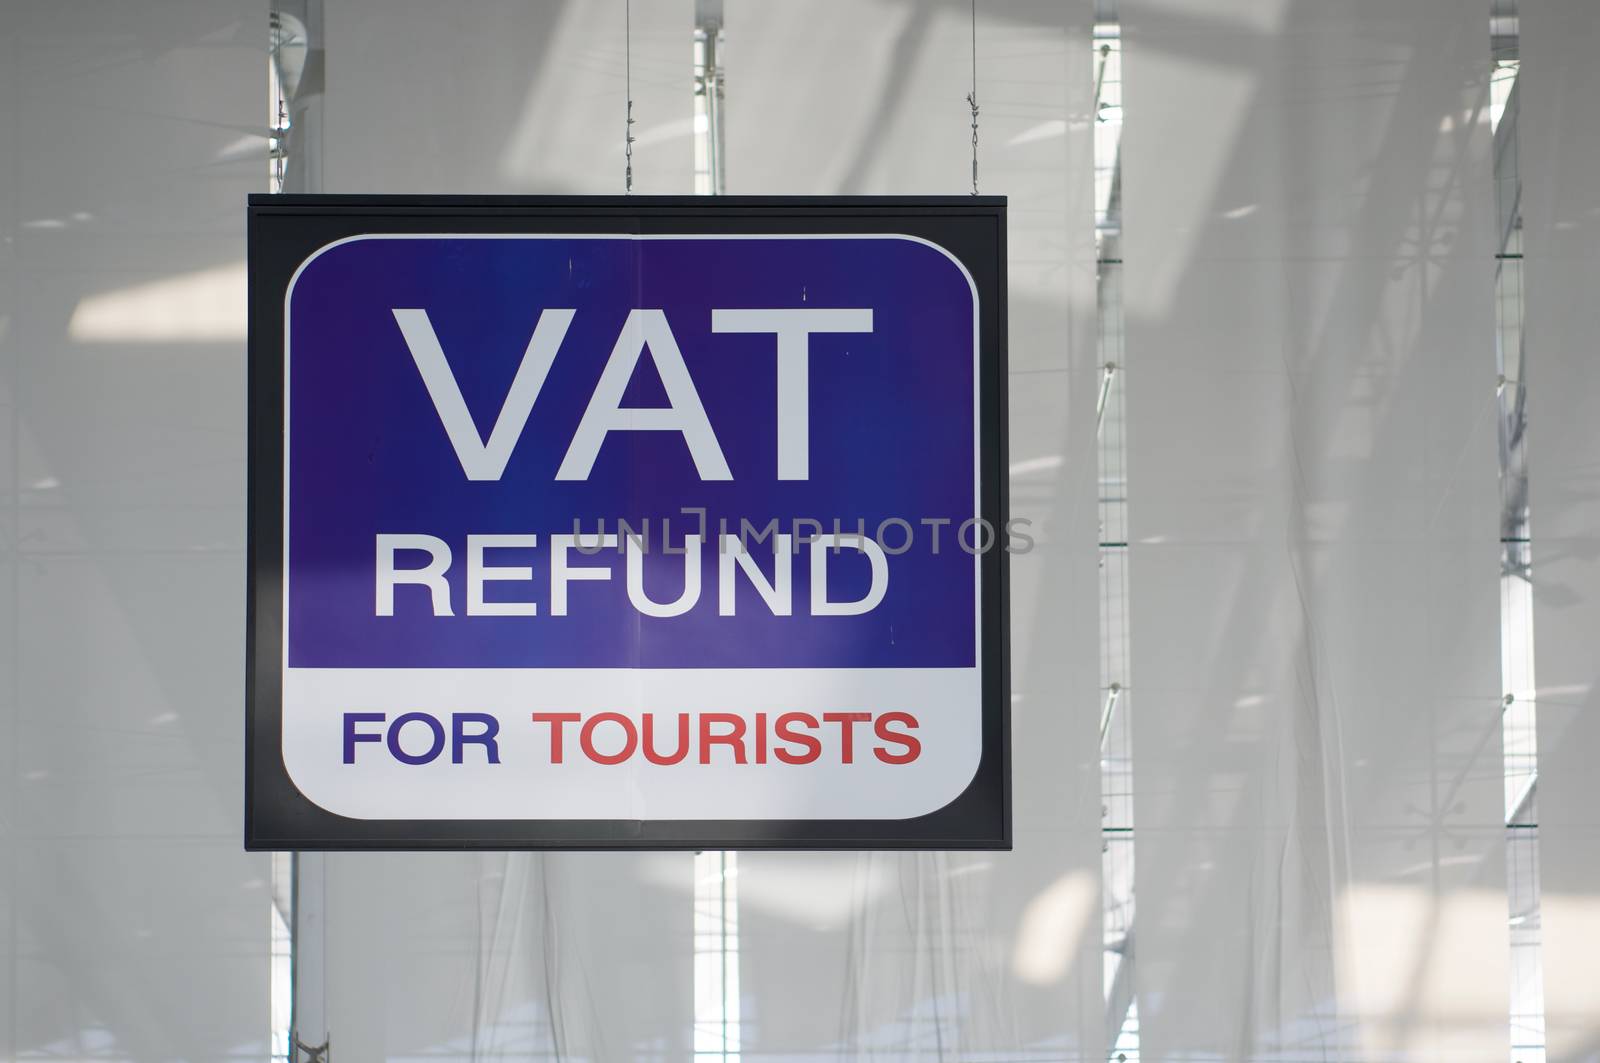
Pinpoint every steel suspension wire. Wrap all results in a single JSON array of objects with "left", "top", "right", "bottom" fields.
[
  {"left": 966, "top": 0, "right": 979, "bottom": 195},
  {"left": 625, "top": 0, "right": 635, "bottom": 194}
]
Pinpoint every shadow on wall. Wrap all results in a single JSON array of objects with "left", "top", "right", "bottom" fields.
[{"left": 1121, "top": 0, "right": 1513, "bottom": 1058}]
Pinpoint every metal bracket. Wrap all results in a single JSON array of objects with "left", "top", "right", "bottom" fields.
[{"left": 292, "top": 1035, "right": 330, "bottom": 1063}]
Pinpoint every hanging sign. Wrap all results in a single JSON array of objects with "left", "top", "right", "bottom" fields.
[{"left": 246, "top": 196, "right": 1009, "bottom": 849}]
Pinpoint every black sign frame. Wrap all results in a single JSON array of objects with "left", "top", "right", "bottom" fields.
[{"left": 246, "top": 195, "right": 1009, "bottom": 850}]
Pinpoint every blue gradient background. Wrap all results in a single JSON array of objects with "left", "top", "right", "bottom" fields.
[{"left": 286, "top": 236, "right": 976, "bottom": 668}]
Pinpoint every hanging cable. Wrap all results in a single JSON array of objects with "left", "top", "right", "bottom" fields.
[
  {"left": 625, "top": 0, "right": 635, "bottom": 194},
  {"left": 966, "top": 0, "right": 979, "bottom": 195}
]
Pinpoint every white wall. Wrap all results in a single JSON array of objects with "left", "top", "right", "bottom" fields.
[
  {"left": 0, "top": 1, "right": 270, "bottom": 1058},
  {"left": 7, "top": 2, "right": 1589, "bottom": 1060},
  {"left": 1121, "top": 0, "right": 1509, "bottom": 1057}
]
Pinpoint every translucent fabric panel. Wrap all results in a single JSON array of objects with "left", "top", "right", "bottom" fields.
[
  {"left": 310, "top": 2, "right": 696, "bottom": 1059},
  {"left": 0, "top": 1, "right": 270, "bottom": 1058},
  {"left": 323, "top": 0, "right": 693, "bottom": 194},
  {"left": 1522, "top": 3, "right": 1600, "bottom": 1059},
  {"left": 725, "top": 1, "right": 1105, "bottom": 1057},
  {"left": 1120, "top": 0, "right": 1508, "bottom": 1059},
  {"left": 320, "top": 851, "right": 692, "bottom": 1060}
]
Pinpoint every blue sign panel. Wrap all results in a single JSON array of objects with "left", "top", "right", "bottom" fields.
[
  {"left": 247, "top": 197, "right": 1008, "bottom": 849},
  {"left": 288, "top": 235, "right": 975, "bottom": 669}
]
